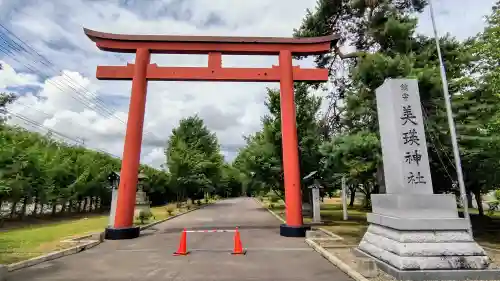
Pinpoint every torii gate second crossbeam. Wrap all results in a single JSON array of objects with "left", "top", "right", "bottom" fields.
[{"left": 84, "top": 28, "right": 339, "bottom": 240}]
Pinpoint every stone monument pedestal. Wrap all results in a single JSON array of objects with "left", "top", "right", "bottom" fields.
[{"left": 359, "top": 194, "right": 489, "bottom": 271}]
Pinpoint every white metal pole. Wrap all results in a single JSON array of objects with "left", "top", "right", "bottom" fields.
[
  {"left": 341, "top": 176, "right": 348, "bottom": 220},
  {"left": 429, "top": 0, "right": 473, "bottom": 236}
]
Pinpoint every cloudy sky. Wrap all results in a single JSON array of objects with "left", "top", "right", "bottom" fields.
[{"left": 0, "top": 0, "right": 496, "bottom": 168}]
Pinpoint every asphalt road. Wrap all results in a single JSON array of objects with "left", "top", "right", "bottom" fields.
[{"left": 6, "top": 197, "right": 353, "bottom": 281}]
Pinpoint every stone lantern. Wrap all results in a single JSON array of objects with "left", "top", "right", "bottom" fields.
[
  {"left": 107, "top": 171, "right": 120, "bottom": 227},
  {"left": 106, "top": 171, "right": 150, "bottom": 227},
  {"left": 134, "top": 173, "right": 151, "bottom": 218}
]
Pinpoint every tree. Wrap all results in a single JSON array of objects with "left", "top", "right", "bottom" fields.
[
  {"left": 140, "top": 165, "right": 172, "bottom": 205},
  {"left": 293, "top": 0, "right": 428, "bottom": 136},
  {"left": 451, "top": 2, "right": 500, "bottom": 214},
  {"left": 234, "top": 83, "right": 332, "bottom": 202},
  {"left": 0, "top": 122, "right": 170, "bottom": 220},
  {"left": 165, "top": 115, "right": 224, "bottom": 202},
  {"left": 234, "top": 127, "right": 282, "bottom": 197},
  {"left": 294, "top": 0, "right": 489, "bottom": 201},
  {"left": 320, "top": 131, "right": 381, "bottom": 208},
  {"left": 468, "top": 1, "right": 500, "bottom": 96},
  {"left": 0, "top": 92, "right": 16, "bottom": 123},
  {"left": 215, "top": 164, "right": 243, "bottom": 198}
]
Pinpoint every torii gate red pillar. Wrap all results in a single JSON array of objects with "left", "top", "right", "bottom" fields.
[
  {"left": 113, "top": 48, "right": 150, "bottom": 229},
  {"left": 84, "top": 28, "right": 338, "bottom": 239},
  {"left": 279, "top": 50, "right": 302, "bottom": 228}
]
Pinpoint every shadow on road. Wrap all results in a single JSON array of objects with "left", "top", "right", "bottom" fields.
[{"left": 201, "top": 202, "right": 235, "bottom": 208}]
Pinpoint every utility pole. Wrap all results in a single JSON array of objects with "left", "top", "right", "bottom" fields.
[{"left": 428, "top": 0, "right": 472, "bottom": 236}]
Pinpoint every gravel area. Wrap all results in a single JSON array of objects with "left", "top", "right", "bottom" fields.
[{"left": 486, "top": 248, "right": 500, "bottom": 269}]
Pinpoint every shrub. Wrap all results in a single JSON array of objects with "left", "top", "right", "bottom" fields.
[
  {"left": 137, "top": 210, "right": 153, "bottom": 224},
  {"left": 269, "top": 195, "right": 279, "bottom": 203},
  {"left": 165, "top": 205, "right": 175, "bottom": 216}
]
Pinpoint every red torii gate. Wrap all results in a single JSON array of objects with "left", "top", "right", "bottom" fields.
[{"left": 84, "top": 28, "right": 338, "bottom": 239}]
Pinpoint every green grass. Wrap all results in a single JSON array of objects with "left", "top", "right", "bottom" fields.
[
  {"left": 0, "top": 202, "right": 209, "bottom": 264},
  {"left": 261, "top": 196, "right": 500, "bottom": 247},
  {"left": 311, "top": 201, "right": 369, "bottom": 244},
  {"left": 0, "top": 215, "right": 108, "bottom": 264},
  {"left": 0, "top": 216, "right": 108, "bottom": 264},
  {"left": 264, "top": 197, "right": 368, "bottom": 244},
  {"left": 458, "top": 207, "right": 500, "bottom": 218}
]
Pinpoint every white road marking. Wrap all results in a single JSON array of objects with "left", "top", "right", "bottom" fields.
[{"left": 115, "top": 247, "right": 312, "bottom": 252}]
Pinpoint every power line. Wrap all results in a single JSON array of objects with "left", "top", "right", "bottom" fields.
[
  {"left": 4, "top": 104, "right": 162, "bottom": 167},
  {"left": 0, "top": 44, "right": 113, "bottom": 119},
  {"left": 3, "top": 108, "right": 121, "bottom": 158},
  {"left": 421, "top": 105, "right": 456, "bottom": 179},
  {"left": 8, "top": 111, "right": 82, "bottom": 144},
  {"left": 0, "top": 24, "right": 114, "bottom": 112},
  {"left": 0, "top": 24, "right": 159, "bottom": 141},
  {"left": 0, "top": 29, "right": 110, "bottom": 113},
  {"left": 14, "top": 101, "right": 55, "bottom": 118},
  {"left": 0, "top": 47, "right": 103, "bottom": 112}
]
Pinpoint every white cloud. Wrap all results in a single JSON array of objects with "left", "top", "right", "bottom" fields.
[
  {"left": 416, "top": 0, "right": 496, "bottom": 40},
  {"left": 0, "top": 0, "right": 495, "bottom": 168},
  {"left": 0, "top": 62, "right": 39, "bottom": 89},
  {"left": 143, "top": 147, "right": 166, "bottom": 169}
]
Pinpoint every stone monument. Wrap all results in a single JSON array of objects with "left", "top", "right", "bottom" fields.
[{"left": 357, "top": 78, "right": 498, "bottom": 280}]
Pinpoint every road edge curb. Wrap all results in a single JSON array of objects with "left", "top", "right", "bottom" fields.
[
  {"left": 253, "top": 198, "right": 348, "bottom": 241},
  {"left": 253, "top": 197, "right": 285, "bottom": 223},
  {"left": 6, "top": 240, "right": 101, "bottom": 273},
  {"left": 305, "top": 238, "right": 370, "bottom": 281},
  {"left": 313, "top": 227, "right": 345, "bottom": 241},
  {"left": 1, "top": 202, "right": 217, "bottom": 273},
  {"left": 140, "top": 202, "right": 215, "bottom": 230}
]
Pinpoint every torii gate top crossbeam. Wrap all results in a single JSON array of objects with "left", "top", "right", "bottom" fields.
[
  {"left": 84, "top": 28, "right": 339, "bottom": 55},
  {"left": 85, "top": 28, "right": 338, "bottom": 82}
]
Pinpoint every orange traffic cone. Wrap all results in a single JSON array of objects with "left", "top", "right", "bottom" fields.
[
  {"left": 231, "top": 227, "right": 246, "bottom": 255},
  {"left": 173, "top": 229, "right": 189, "bottom": 256}
]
